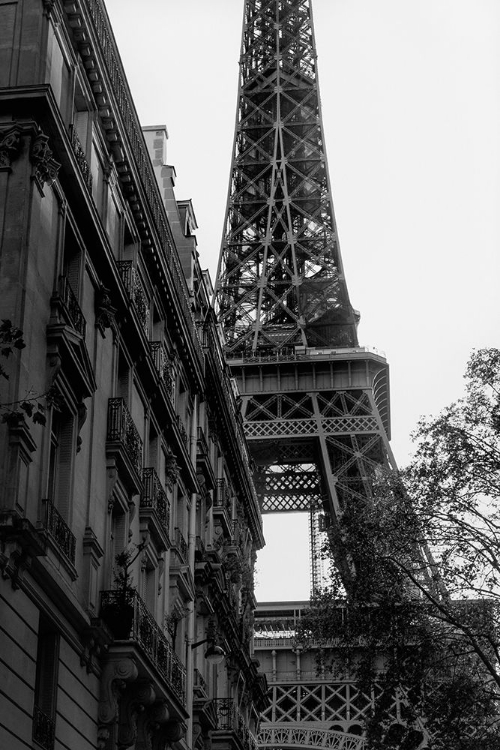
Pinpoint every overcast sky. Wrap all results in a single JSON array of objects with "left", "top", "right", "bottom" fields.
[{"left": 104, "top": 0, "right": 500, "bottom": 601}]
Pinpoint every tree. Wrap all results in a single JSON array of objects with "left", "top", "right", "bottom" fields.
[
  {"left": 0, "top": 318, "right": 60, "bottom": 426},
  {"left": 299, "top": 349, "right": 500, "bottom": 748}
]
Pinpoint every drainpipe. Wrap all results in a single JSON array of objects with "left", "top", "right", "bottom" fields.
[{"left": 185, "top": 395, "right": 198, "bottom": 749}]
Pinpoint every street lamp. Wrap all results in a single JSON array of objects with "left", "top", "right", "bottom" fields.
[{"left": 191, "top": 637, "right": 226, "bottom": 665}]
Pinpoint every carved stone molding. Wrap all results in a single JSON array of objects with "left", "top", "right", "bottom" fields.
[
  {"left": 165, "top": 450, "right": 179, "bottom": 487},
  {"left": 7, "top": 419, "right": 37, "bottom": 464},
  {"left": 136, "top": 701, "right": 170, "bottom": 750},
  {"left": 80, "top": 617, "right": 112, "bottom": 674},
  {"left": 0, "top": 127, "right": 22, "bottom": 171},
  {"left": 30, "top": 132, "right": 61, "bottom": 191},
  {"left": 152, "top": 720, "right": 187, "bottom": 750},
  {"left": 0, "top": 512, "right": 46, "bottom": 590},
  {"left": 118, "top": 682, "right": 156, "bottom": 749},
  {"left": 96, "top": 285, "right": 117, "bottom": 333},
  {"left": 98, "top": 656, "right": 138, "bottom": 728}
]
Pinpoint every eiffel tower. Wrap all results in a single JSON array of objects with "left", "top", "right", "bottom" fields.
[{"left": 214, "top": 1, "right": 401, "bottom": 746}]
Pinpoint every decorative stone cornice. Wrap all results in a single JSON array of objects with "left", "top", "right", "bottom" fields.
[
  {"left": 118, "top": 682, "right": 156, "bottom": 749},
  {"left": 152, "top": 719, "right": 186, "bottom": 750},
  {"left": 0, "top": 126, "right": 22, "bottom": 171},
  {"left": 98, "top": 655, "right": 138, "bottom": 727},
  {"left": 61, "top": 0, "right": 204, "bottom": 379},
  {"left": 30, "top": 132, "right": 61, "bottom": 190},
  {"left": 80, "top": 617, "right": 112, "bottom": 674},
  {"left": 95, "top": 285, "right": 117, "bottom": 333},
  {"left": 136, "top": 702, "right": 170, "bottom": 750}
]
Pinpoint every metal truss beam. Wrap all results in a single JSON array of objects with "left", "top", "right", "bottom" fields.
[
  {"left": 216, "top": 3, "right": 401, "bottom": 746},
  {"left": 215, "top": 0, "right": 359, "bottom": 355}
]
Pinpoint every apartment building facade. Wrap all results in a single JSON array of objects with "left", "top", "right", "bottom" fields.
[{"left": 0, "top": 2, "right": 267, "bottom": 749}]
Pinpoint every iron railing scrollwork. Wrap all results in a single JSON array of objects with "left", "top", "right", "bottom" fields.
[
  {"left": 150, "top": 341, "right": 175, "bottom": 403},
  {"left": 213, "top": 699, "right": 258, "bottom": 750},
  {"left": 258, "top": 725, "right": 366, "bottom": 750},
  {"left": 176, "top": 415, "right": 188, "bottom": 447},
  {"left": 42, "top": 499, "right": 76, "bottom": 564},
  {"left": 58, "top": 276, "right": 86, "bottom": 337},
  {"left": 141, "top": 468, "right": 170, "bottom": 530},
  {"left": 172, "top": 527, "right": 188, "bottom": 564},
  {"left": 107, "top": 398, "right": 143, "bottom": 476},
  {"left": 215, "top": 479, "right": 232, "bottom": 514},
  {"left": 193, "top": 668, "right": 207, "bottom": 694},
  {"left": 197, "top": 426, "right": 209, "bottom": 457},
  {"left": 117, "top": 261, "right": 150, "bottom": 336},
  {"left": 33, "top": 704, "right": 55, "bottom": 750},
  {"left": 69, "top": 124, "right": 92, "bottom": 190},
  {"left": 100, "top": 589, "right": 186, "bottom": 704}
]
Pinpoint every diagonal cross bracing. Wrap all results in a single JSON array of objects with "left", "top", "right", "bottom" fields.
[
  {"left": 215, "top": 0, "right": 360, "bottom": 355},
  {"left": 216, "top": 4, "right": 399, "bottom": 744}
]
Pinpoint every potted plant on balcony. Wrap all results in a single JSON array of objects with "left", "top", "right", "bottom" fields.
[{"left": 101, "top": 546, "right": 142, "bottom": 639}]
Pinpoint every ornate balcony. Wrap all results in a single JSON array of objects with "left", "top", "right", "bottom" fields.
[
  {"left": 176, "top": 414, "right": 188, "bottom": 447},
  {"left": 100, "top": 589, "right": 186, "bottom": 706},
  {"left": 197, "top": 425, "right": 209, "bottom": 458},
  {"left": 41, "top": 498, "right": 76, "bottom": 567},
  {"left": 193, "top": 668, "right": 208, "bottom": 699},
  {"left": 117, "top": 261, "right": 150, "bottom": 336},
  {"left": 33, "top": 704, "right": 55, "bottom": 750},
  {"left": 106, "top": 398, "right": 143, "bottom": 493},
  {"left": 213, "top": 479, "right": 233, "bottom": 536},
  {"left": 150, "top": 341, "right": 175, "bottom": 405},
  {"left": 212, "top": 699, "right": 258, "bottom": 750},
  {"left": 69, "top": 124, "right": 92, "bottom": 190},
  {"left": 47, "top": 277, "right": 95, "bottom": 404},
  {"left": 215, "top": 479, "right": 232, "bottom": 513},
  {"left": 141, "top": 468, "right": 170, "bottom": 551},
  {"left": 57, "top": 275, "right": 86, "bottom": 337},
  {"left": 172, "top": 527, "right": 188, "bottom": 565},
  {"left": 196, "top": 426, "right": 216, "bottom": 493}
]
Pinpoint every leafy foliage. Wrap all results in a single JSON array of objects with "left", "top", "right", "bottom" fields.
[
  {"left": 299, "top": 349, "right": 500, "bottom": 748},
  {"left": 0, "top": 319, "right": 62, "bottom": 427},
  {"left": 113, "top": 543, "right": 145, "bottom": 600}
]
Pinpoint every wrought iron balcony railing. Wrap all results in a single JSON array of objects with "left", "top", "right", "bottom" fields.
[
  {"left": 197, "top": 425, "right": 210, "bottom": 457},
  {"left": 100, "top": 589, "right": 186, "bottom": 705},
  {"left": 117, "top": 261, "right": 150, "bottom": 336},
  {"left": 176, "top": 414, "right": 188, "bottom": 447},
  {"left": 69, "top": 124, "right": 92, "bottom": 190},
  {"left": 141, "top": 468, "right": 170, "bottom": 530},
  {"left": 214, "top": 479, "right": 232, "bottom": 514},
  {"left": 58, "top": 275, "right": 86, "bottom": 337},
  {"left": 33, "top": 704, "right": 55, "bottom": 750},
  {"left": 212, "top": 699, "right": 258, "bottom": 750},
  {"left": 150, "top": 341, "right": 175, "bottom": 404},
  {"left": 193, "top": 667, "right": 208, "bottom": 697},
  {"left": 106, "top": 398, "right": 143, "bottom": 477},
  {"left": 172, "top": 527, "right": 188, "bottom": 564},
  {"left": 41, "top": 499, "right": 76, "bottom": 565}
]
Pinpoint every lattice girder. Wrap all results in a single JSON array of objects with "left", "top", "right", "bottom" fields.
[
  {"left": 232, "top": 352, "right": 394, "bottom": 524},
  {"left": 258, "top": 465, "right": 323, "bottom": 513},
  {"left": 216, "top": 0, "right": 359, "bottom": 355},
  {"left": 259, "top": 725, "right": 365, "bottom": 750}
]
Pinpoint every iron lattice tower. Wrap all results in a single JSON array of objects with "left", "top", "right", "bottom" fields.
[
  {"left": 216, "top": 0, "right": 360, "bottom": 354},
  {"left": 215, "top": 2, "right": 398, "bottom": 743}
]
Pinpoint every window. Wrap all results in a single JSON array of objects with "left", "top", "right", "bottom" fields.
[
  {"left": 117, "top": 349, "right": 131, "bottom": 402},
  {"left": 33, "top": 617, "right": 59, "bottom": 750},
  {"left": 141, "top": 550, "right": 158, "bottom": 616},
  {"left": 47, "top": 407, "right": 75, "bottom": 523},
  {"left": 111, "top": 502, "right": 128, "bottom": 566},
  {"left": 58, "top": 221, "right": 86, "bottom": 337}
]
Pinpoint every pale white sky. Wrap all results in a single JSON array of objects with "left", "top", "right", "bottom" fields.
[{"left": 104, "top": 0, "right": 500, "bottom": 601}]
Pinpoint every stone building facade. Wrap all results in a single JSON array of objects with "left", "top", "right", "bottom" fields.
[{"left": 0, "top": 2, "right": 267, "bottom": 749}]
